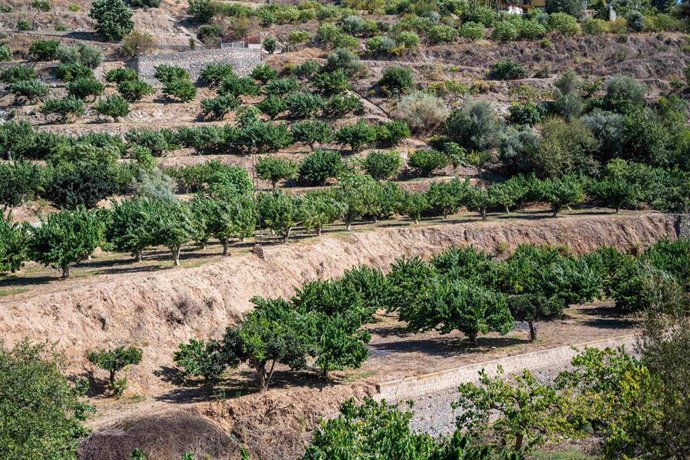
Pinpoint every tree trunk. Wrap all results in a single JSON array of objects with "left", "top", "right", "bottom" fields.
[
  {"left": 172, "top": 247, "right": 181, "bottom": 266},
  {"left": 257, "top": 367, "right": 267, "bottom": 393},
  {"left": 504, "top": 205, "right": 510, "bottom": 215},
  {"left": 135, "top": 250, "right": 143, "bottom": 262},
  {"left": 514, "top": 432, "right": 524, "bottom": 451},
  {"left": 316, "top": 226, "right": 322, "bottom": 237},
  {"left": 615, "top": 206, "right": 620, "bottom": 214},
  {"left": 480, "top": 208, "right": 487, "bottom": 221},
  {"left": 528, "top": 321, "right": 537, "bottom": 342},
  {"left": 283, "top": 227, "right": 292, "bottom": 243},
  {"left": 61, "top": 265, "right": 70, "bottom": 279},
  {"left": 414, "top": 218, "right": 419, "bottom": 224},
  {"left": 222, "top": 239, "right": 230, "bottom": 256},
  {"left": 346, "top": 220, "right": 353, "bottom": 231},
  {"left": 552, "top": 206, "right": 559, "bottom": 218},
  {"left": 109, "top": 369, "right": 116, "bottom": 386},
  {"left": 468, "top": 332, "right": 478, "bottom": 346},
  {"left": 271, "top": 180, "right": 277, "bottom": 190}
]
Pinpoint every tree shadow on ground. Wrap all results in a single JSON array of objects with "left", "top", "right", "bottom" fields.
[
  {"left": 369, "top": 335, "right": 530, "bottom": 358},
  {"left": 574, "top": 305, "right": 637, "bottom": 330}
]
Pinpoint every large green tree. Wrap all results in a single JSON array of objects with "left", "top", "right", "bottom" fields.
[
  {"left": 0, "top": 211, "right": 29, "bottom": 275},
  {"left": 89, "top": 0, "right": 134, "bottom": 41}
]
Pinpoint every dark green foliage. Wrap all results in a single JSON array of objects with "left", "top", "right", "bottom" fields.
[
  {"left": 56, "top": 44, "right": 103, "bottom": 68},
  {"left": 257, "top": 191, "right": 298, "bottom": 242},
  {"left": 256, "top": 157, "right": 298, "bottom": 189},
  {"left": 588, "top": 176, "right": 640, "bottom": 212},
  {"left": 219, "top": 74, "right": 259, "bottom": 97},
  {"left": 191, "top": 192, "right": 256, "bottom": 254},
  {"left": 378, "top": 66, "right": 414, "bottom": 95},
  {"left": 0, "top": 65, "right": 37, "bottom": 84},
  {"left": 45, "top": 162, "right": 119, "bottom": 209},
  {"left": 323, "top": 95, "right": 363, "bottom": 118},
  {"left": 168, "top": 161, "right": 253, "bottom": 195},
  {"left": 0, "top": 160, "right": 44, "bottom": 207},
  {"left": 125, "top": 129, "right": 178, "bottom": 156},
  {"left": 0, "top": 44, "right": 11, "bottom": 62},
  {"left": 198, "top": 63, "right": 234, "bottom": 87},
  {"left": 105, "top": 67, "right": 139, "bottom": 83},
  {"left": 535, "top": 175, "right": 585, "bottom": 216},
  {"left": 117, "top": 79, "right": 155, "bottom": 102},
  {"left": 149, "top": 199, "right": 196, "bottom": 265},
  {"left": 489, "top": 59, "right": 528, "bottom": 80},
  {"left": 29, "top": 207, "right": 103, "bottom": 278},
  {"left": 250, "top": 63, "right": 278, "bottom": 83},
  {"left": 335, "top": 120, "right": 377, "bottom": 152},
  {"left": 105, "top": 198, "right": 156, "bottom": 261},
  {"left": 299, "top": 149, "right": 344, "bottom": 185},
  {"left": 401, "top": 191, "right": 428, "bottom": 223},
  {"left": 291, "top": 120, "right": 334, "bottom": 150},
  {"left": 263, "top": 37, "right": 277, "bottom": 54},
  {"left": 187, "top": 0, "right": 214, "bottom": 23},
  {"left": 95, "top": 94, "right": 130, "bottom": 121},
  {"left": 362, "top": 150, "right": 402, "bottom": 180},
  {"left": 0, "top": 212, "right": 29, "bottom": 274},
  {"left": 509, "top": 102, "right": 544, "bottom": 126},
  {"left": 426, "top": 178, "right": 467, "bottom": 218},
  {"left": 163, "top": 78, "right": 197, "bottom": 102},
  {"left": 66, "top": 77, "right": 104, "bottom": 101},
  {"left": 40, "top": 96, "right": 86, "bottom": 123},
  {"left": 545, "top": 0, "right": 585, "bottom": 17},
  {"left": 55, "top": 63, "right": 93, "bottom": 82},
  {"left": 9, "top": 79, "right": 49, "bottom": 104},
  {"left": 0, "top": 341, "right": 92, "bottom": 458},
  {"left": 173, "top": 339, "right": 226, "bottom": 384},
  {"left": 89, "top": 0, "right": 134, "bottom": 41},
  {"left": 29, "top": 39, "right": 60, "bottom": 61},
  {"left": 313, "top": 69, "right": 351, "bottom": 96},
  {"left": 241, "top": 121, "right": 293, "bottom": 154},
  {"left": 408, "top": 150, "right": 448, "bottom": 177},
  {"left": 376, "top": 121, "right": 411, "bottom": 147},
  {"left": 285, "top": 92, "right": 324, "bottom": 119},
  {"left": 604, "top": 75, "right": 647, "bottom": 113},
  {"left": 296, "top": 190, "right": 344, "bottom": 237},
  {"left": 256, "top": 95, "right": 286, "bottom": 119},
  {"left": 200, "top": 94, "right": 240, "bottom": 120},
  {"left": 264, "top": 77, "right": 300, "bottom": 97},
  {"left": 154, "top": 65, "right": 190, "bottom": 84},
  {"left": 87, "top": 346, "right": 142, "bottom": 395}
]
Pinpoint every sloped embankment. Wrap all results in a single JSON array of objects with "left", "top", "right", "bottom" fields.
[{"left": 0, "top": 213, "right": 679, "bottom": 386}]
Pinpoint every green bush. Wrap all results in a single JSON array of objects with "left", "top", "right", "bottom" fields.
[
  {"left": 0, "top": 65, "right": 37, "bottom": 84},
  {"left": 256, "top": 157, "right": 298, "bottom": 189},
  {"left": 32, "top": 0, "right": 51, "bottom": 11},
  {"left": 378, "top": 66, "right": 414, "bottom": 96},
  {"left": 548, "top": 12, "right": 581, "bottom": 36},
  {"left": 335, "top": 120, "right": 378, "bottom": 152},
  {"left": 198, "top": 63, "right": 234, "bottom": 87},
  {"left": 263, "top": 36, "right": 277, "bottom": 54},
  {"left": 291, "top": 120, "right": 334, "bottom": 150},
  {"left": 29, "top": 40, "right": 59, "bottom": 61},
  {"left": 376, "top": 120, "right": 411, "bottom": 147},
  {"left": 154, "top": 64, "right": 189, "bottom": 84},
  {"left": 509, "top": 102, "right": 544, "bottom": 125},
  {"left": 66, "top": 77, "right": 104, "bottom": 101},
  {"left": 285, "top": 92, "right": 324, "bottom": 119},
  {"left": 299, "top": 150, "right": 344, "bottom": 185},
  {"left": 17, "top": 20, "right": 34, "bottom": 31},
  {"left": 40, "top": 96, "right": 85, "bottom": 123},
  {"left": 362, "top": 150, "right": 402, "bottom": 180},
  {"left": 0, "top": 341, "right": 91, "bottom": 458},
  {"left": 323, "top": 95, "right": 363, "bottom": 117},
  {"left": 462, "top": 6, "right": 496, "bottom": 26},
  {"left": 9, "top": 79, "right": 49, "bottom": 104},
  {"left": 250, "top": 63, "right": 278, "bottom": 83},
  {"left": 95, "top": 94, "right": 130, "bottom": 121},
  {"left": 117, "top": 79, "right": 154, "bottom": 102},
  {"left": 200, "top": 94, "right": 239, "bottom": 120},
  {"left": 87, "top": 346, "right": 142, "bottom": 396},
  {"left": 492, "top": 21, "right": 519, "bottom": 41},
  {"left": 56, "top": 44, "right": 103, "bottom": 68},
  {"left": 89, "top": 0, "right": 134, "bottom": 41},
  {"left": 489, "top": 59, "right": 528, "bottom": 80},
  {"left": 545, "top": 0, "right": 585, "bottom": 17},
  {"left": 219, "top": 74, "right": 259, "bottom": 97},
  {"left": 55, "top": 63, "right": 93, "bottom": 82},
  {"left": 0, "top": 44, "right": 11, "bottom": 62},
  {"left": 408, "top": 150, "right": 449, "bottom": 177},
  {"left": 105, "top": 67, "right": 138, "bottom": 83},
  {"left": 163, "top": 78, "right": 197, "bottom": 102},
  {"left": 187, "top": 0, "right": 214, "bottom": 23},
  {"left": 427, "top": 24, "right": 457, "bottom": 43},
  {"left": 582, "top": 18, "right": 609, "bottom": 35},
  {"left": 445, "top": 100, "right": 501, "bottom": 151},
  {"left": 313, "top": 69, "right": 351, "bottom": 96},
  {"left": 459, "top": 21, "right": 485, "bottom": 40}
]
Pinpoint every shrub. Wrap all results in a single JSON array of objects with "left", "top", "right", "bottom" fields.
[
  {"left": 548, "top": 12, "right": 580, "bottom": 36},
  {"left": 324, "top": 95, "right": 363, "bottom": 117},
  {"left": 89, "top": 0, "right": 134, "bottom": 41},
  {"left": 163, "top": 78, "right": 197, "bottom": 102},
  {"left": 219, "top": 74, "right": 259, "bottom": 97},
  {"left": 187, "top": 0, "right": 214, "bottom": 23},
  {"left": 289, "top": 30, "right": 311, "bottom": 45},
  {"left": 45, "top": 162, "right": 120, "bottom": 209},
  {"left": 263, "top": 36, "right": 277, "bottom": 54},
  {"left": 0, "top": 65, "right": 36, "bottom": 84},
  {"left": 9, "top": 79, "right": 49, "bottom": 104},
  {"left": 66, "top": 77, "right": 104, "bottom": 100},
  {"left": 395, "top": 91, "right": 448, "bottom": 134},
  {"left": 292, "top": 120, "right": 334, "bottom": 150},
  {"left": 445, "top": 100, "right": 501, "bottom": 151},
  {"left": 256, "top": 95, "right": 286, "bottom": 119},
  {"left": 378, "top": 66, "right": 414, "bottom": 96},
  {"left": 173, "top": 339, "right": 225, "bottom": 384},
  {"left": 0, "top": 212, "right": 29, "bottom": 273},
  {"left": 604, "top": 75, "right": 646, "bottom": 112},
  {"left": 285, "top": 92, "right": 324, "bottom": 119},
  {"left": 462, "top": 6, "right": 496, "bottom": 26},
  {"left": 362, "top": 150, "right": 402, "bottom": 180},
  {"left": 428, "top": 24, "right": 457, "bottom": 44},
  {"left": 0, "top": 341, "right": 91, "bottom": 458},
  {"left": 489, "top": 59, "right": 528, "bottom": 80},
  {"left": 32, "top": 0, "right": 51, "bottom": 11},
  {"left": 408, "top": 150, "right": 448, "bottom": 177},
  {"left": 29, "top": 40, "right": 59, "bottom": 61},
  {"left": 299, "top": 150, "right": 344, "bottom": 185},
  {"left": 256, "top": 157, "right": 298, "bottom": 189},
  {"left": 199, "top": 63, "right": 234, "bottom": 87},
  {"left": 545, "top": 0, "right": 584, "bottom": 17},
  {"left": 56, "top": 44, "right": 103, "bottom": 68},
  {"left": 17, "top": 20, "right": 34, "bottom": 31},
  {"left": 0, "top": 161, "right": 43, "bottom": 208},
  {"left": 117, "top": 79, "right": 154, "bottom": 102},
  {"left": 200, "top": 94, "right": 239, "bottom": 120},
  {"left": 105, "top": 67, "right": 138, "bottom": 83},
  {"left": 121, "top": 30, "right": 155, "bottom": 58},
  {"left": 535, "top": 175, "right": 585, "bottom": 216},
  {"left": 509, "top": 102, "right": 544, "bottom": 125},
  {"left": 95, "top": 94, "right": 130, "bottom": 121},
  {"left": 154, "top": 64, "right": 189, "bottom": 84},
  {"left": 40, "top": 96, "right": 85, "bottom": 123},
  {"left": 492, "top": 21, "right": 519, "bottom": 41},
  {"left": 335, "top": 120, "right": 378, "bottom": 152},
  {"left": 87, "top": 346, "right": 142, "bottom": 396},
  {"left": 459, "top": 21, "right": 485, "bottom": 40},
  {"left": 0, "top": 44, "right": 10, "bottom": 62},
  {"left": 55, "top": 63, "right": 93, "bottom": 82},
  {"left": 250, "top": 63, "right": 278, "bottom": 83},
  {"left": 197, "top": 24, "right": 220, "bottom": 45},
  {"left": 582, "top": 18, "right": 609, "bottom": 34},
  {"left": 376, "top": 120, "right": 411, "bottom": 147},
  {"left": 324, "top": 48, "right": 361, "bottom": 76}
]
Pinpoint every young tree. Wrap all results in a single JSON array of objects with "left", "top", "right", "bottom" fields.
[
  {"left": 337, "top": 174, "right": 382, "bottom": 230},
  {"left": 40, "top": 96, "right": 85, "bottom": 123},
  {"left": 66, "top": 77, "right": 104, "bottom": 101},
  {"left": 401, "top": 192, "right": 428, "bottom": 224},
  {"left": 589, "top": 176, "right": 640, "bottom": 213},
  {"left": 0, "top": 160, "right": 43, "bottom": 207},
  {"left": 89, "top": 0, "right": 134, "bottom": 41},
  {"left": 291, "top": 120, "right": 334, "bottom": 150},
  {"left": 0, "top": 341, "right": 92, "bottom": 458},
  {"left": 488, "top": 180, "right": 528, "bottom": 215},
  {"left": 29, "top": 207, "right": 103, "bottom": 278},
  {"left": 298, "top": 150, "right": 344, "bottom": 185},
  {"left": 256, "top": 95, "right": 287, "bottom": 120},
  {"left": 163, "top": 78, "right": 197, "bottom": 103},
  {"left": 425, "top": 178, "right": 467, "bottom": 219},
  {"left": 536, "top": 175, "right": 585, "bottom": 217},
  {"left": 0, "top": 211, "right": 29, "bottom": 274},
  {"left": 378, "top": 66, "right": 414, "bottom": 96},
  {"left": 296, "top": 191, "right": 344, "bottom": 237},
  {"left": 335, "top": 120, "right": 378, "bottom": 152},
  {"left": 117, "top": 79, "right": 155, "bottom": 102},
  {"left": 508, "top": 294, "right": 564, "bottom": 341},
  {"left": 464, "top": 185, "right": 495, "bottom": 221},
  {"left": 95, "top": 94, "right": 130, "bottom": 122},
  {"left": 407, "top": 150, "right": 448, "bottom": 177},
  {"left": 87, "top": 346, "right": 142, "bottom": 395},
  {"left": 173, "top": 339, "right": 226, "bottom": 385},
  {"left": 384, "top": 256, "right": 437, "bottom": 313},
  {"left": 200, "top": 94, "right": 240, "bottom": 121},
  {"left": 362, "top": 150, "right": 402, "bottom": 180},
  {"left": 256, "top": 157, "right": 298, "bottom": 189},
  {"left": 150, "top": 200, "right": 197, "bottom": 266},
  {"left": 257, "top": 191, "right": 298, "bottom": 242},
  {"left": 192, "top": 192, "right": 256, "bottom": 255},
  {"left": 105, "top": 198, "right": 155, "bottom": 261},
  {"left": 9, "top": 79, "right": 49, "bottom": 104}
]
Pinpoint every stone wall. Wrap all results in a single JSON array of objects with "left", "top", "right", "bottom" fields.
[
  {"left": 132, "top": 48, "right": 263, "bottom": 84},
  {"left": 678, "top": 214, "right": 690, "bottom": 239}
]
